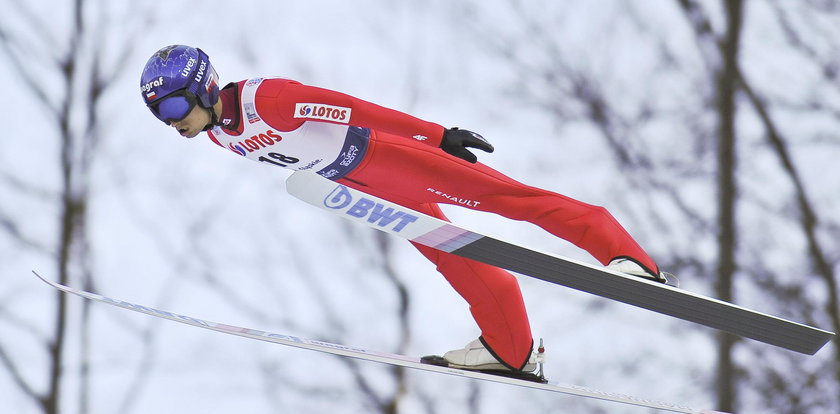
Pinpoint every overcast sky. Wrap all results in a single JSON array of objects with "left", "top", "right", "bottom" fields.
[{"left": 2, "top": 1, "right": 838, "bottom": 413}]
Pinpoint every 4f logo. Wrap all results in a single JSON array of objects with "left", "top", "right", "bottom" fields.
[{"left": 324, "top": 186, "right": 417, "bottom": 232}]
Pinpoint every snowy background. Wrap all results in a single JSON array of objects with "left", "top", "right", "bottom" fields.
[{"left": 1, "top": 1, "right": 839, "bottom": 413}]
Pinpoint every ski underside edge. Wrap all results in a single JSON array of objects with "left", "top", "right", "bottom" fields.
[{"left": 33, "top": 272, "right": 727, "bottom": 414}]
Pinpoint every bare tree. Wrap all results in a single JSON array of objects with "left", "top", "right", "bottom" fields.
[
  {"left": 0, "top": 1, "right": 149, "bottom": 413},
  {"left": 458, "top": 0, "right": 840, "bottom": 412},
  {"left": 212, "top": 217, "right": 420, "bottom": 413},
  {"left": 676, "top": 1, "right": 746, "bottom": 411},
  {"left": 677, "top": 1, "right": 840, "bottom": 412}
]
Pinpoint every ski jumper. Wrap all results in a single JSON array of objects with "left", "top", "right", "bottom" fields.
[{"left": 207, "top": 78, "right": 660, "bottom": 370}]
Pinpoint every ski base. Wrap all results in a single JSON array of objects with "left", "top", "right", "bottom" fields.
[
  {"left": 33, "top": 271, "right": 727, "bottom": 414},
  {"left": 285, "top": 171, "right": 834, "bottom": 355}
]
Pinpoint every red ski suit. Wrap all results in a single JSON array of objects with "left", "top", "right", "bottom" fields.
[{"left": 207, "top": 78, "right": 659, "bottom": 370}]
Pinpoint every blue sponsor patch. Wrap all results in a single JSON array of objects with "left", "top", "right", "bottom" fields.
[{"left": 324, "top": 185, "right": 418, "bottom": 233}]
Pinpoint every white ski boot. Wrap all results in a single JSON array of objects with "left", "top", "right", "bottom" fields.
[
  {"left": 607, "top": 258, "right": 679, "bottom": 287},
  {"left": 421, "top": 338, "right": 547, "bottom": 383},
  {"left": 442, "top": 338, "right": 543, "bottom": 372}
]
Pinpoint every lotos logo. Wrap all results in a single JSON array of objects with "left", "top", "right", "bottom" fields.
[
  {"left": 324, "top": 185, "right": 418, "bottom": 232},
  {"left": 228, "top": 143, "right": 247, "bottom": 156},
  {"left": 227, "top": 130, "right": 283, "bottom": 155},
  {"left": 294, "top": 103, "right": 351, "bottom": 124}
]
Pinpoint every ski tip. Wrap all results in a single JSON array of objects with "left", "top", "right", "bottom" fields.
[{"left": 31, "top": 270, "right": 54, "bottom": 286}]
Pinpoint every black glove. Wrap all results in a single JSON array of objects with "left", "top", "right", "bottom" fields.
[{"left": 440, "top": 127, "right": 494, "bottom": 163}]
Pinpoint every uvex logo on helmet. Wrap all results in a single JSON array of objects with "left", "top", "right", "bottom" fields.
[
  {"left": 141, "top": 76, "right": 165, "bottom": 100},
  {"left": 180, "top": 57, "right": 196, "bottom": 77},
  {"left": 194, "top": 60, "right": 208, "bottom": 83}
]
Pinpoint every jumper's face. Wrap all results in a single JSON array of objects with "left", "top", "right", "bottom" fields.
[
  {"left": 147, "top": 89, "right": 209, "bottom": 138},
  {"left": 168, "top": 104, "right": 210, "bottom": 138}
]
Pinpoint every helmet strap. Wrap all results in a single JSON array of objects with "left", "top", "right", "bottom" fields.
[{"left": 201, "top": 106, "right": 218, "bottom": 131}]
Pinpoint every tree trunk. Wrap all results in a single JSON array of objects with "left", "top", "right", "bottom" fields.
[{"left": 714, "top": 0, "right": 745, "bottom": 412}]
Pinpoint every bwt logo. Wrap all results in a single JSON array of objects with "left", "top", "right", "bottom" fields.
[{"left": 324, "top": 186, "right": 418, "bottom": 232}]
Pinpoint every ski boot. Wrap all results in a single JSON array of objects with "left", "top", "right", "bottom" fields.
[
  {"left": 421, "top": 338, "right": 547, "bottom": 383},
  {"left": 607, "top": 258, "right": 679, "bottom": 287}
]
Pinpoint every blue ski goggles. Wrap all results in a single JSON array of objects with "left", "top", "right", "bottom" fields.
[{"left": 148, "top": 89, "right": 198, "bottom": 124}]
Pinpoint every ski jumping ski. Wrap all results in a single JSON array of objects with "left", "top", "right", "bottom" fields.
[
  {"left": 285, "top": 171, "right": 834, "bottom": 355},
  {"left": 33, "top": 271, "right": 726, "bottom": 414}
]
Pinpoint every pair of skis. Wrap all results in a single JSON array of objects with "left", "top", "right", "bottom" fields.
[{"left": 34, "top": 171, "right": 834, "bottom": 413}]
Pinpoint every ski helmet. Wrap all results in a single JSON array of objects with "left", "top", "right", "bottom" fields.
[{"left": 140, "top": 45, "right": 219, "bottom": 123}]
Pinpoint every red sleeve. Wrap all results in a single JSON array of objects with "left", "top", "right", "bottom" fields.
[{"left": 255, "top": 79, "right": 445, "bottom": 147}]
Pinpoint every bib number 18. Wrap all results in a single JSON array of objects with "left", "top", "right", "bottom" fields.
[{"left": 259, "top": 152, "right": 300, "bottom": 167}]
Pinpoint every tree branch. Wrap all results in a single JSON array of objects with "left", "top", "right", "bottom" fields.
[
  {"left": 734, "top": 64, "right": 840, "bottom": 391},
  {"left": 0, "top": 25, "right": 60, "bottom": 119},
  {"left": 0, "top": 342, "right": 42, "bottom": 403}
]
